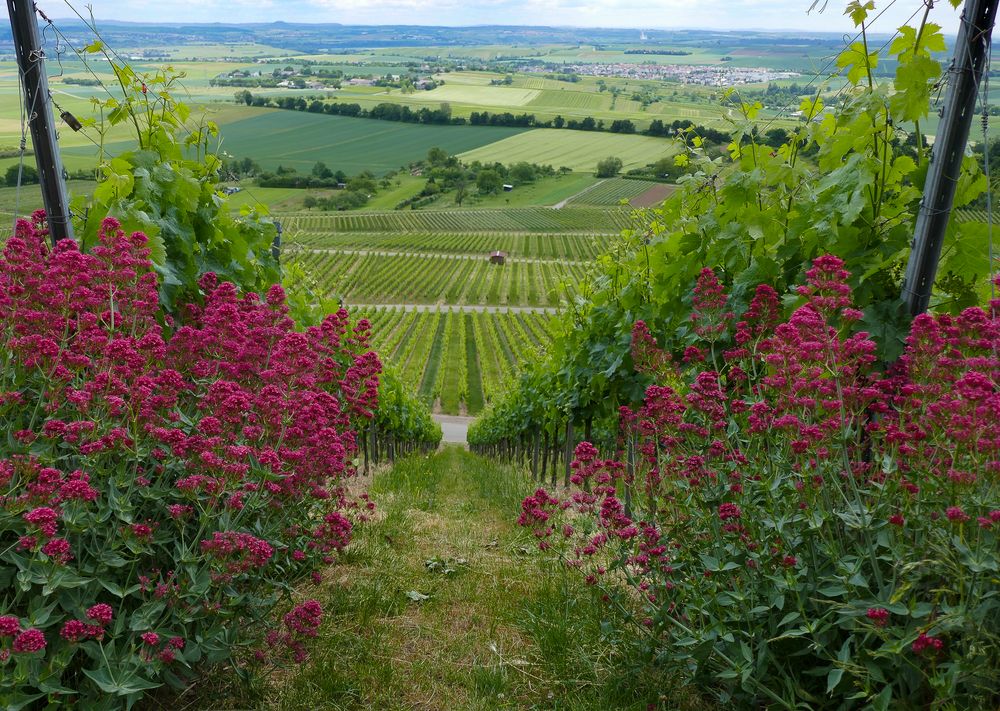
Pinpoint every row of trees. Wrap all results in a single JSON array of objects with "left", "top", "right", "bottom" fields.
[{"left": 233, "top": 90, "right": 730, "bottom": 141}]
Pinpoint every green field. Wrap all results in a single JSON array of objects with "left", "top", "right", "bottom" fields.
[
  {"left": 566, "top": 177, "right": 657, "bottom": 206},
  {"left": 458, "top": 129, "right": 678, "bottom": 172},
  {"left": 298, "top": 249, "right": 585, "bottom": 307},
  {"left": 283, "top": 206, "right": 631, "bottom": 233},
  {"left": 289, "top": 230, "right": 607, "bottom": 260},
  {"left": 358, "top": 307, "right": 555, "bottom": 414}
]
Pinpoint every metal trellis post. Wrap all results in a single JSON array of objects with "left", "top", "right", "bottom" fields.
[{"left": 6, "top": 0, "right": 74, "bottom": 244}]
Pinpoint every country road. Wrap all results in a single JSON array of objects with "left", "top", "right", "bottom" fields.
[{"left": 433, "top": 414, "right": 475, "bottom": 444}]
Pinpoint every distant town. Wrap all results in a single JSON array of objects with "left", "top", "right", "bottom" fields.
[{"left": 523, "top": 63, "right": 800, "bottom": 85}]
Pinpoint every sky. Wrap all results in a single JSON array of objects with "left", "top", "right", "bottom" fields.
[{"left": 49, "top": 0, "right": 963, "bottom": 34}]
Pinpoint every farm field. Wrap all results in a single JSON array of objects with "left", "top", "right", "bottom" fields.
[
  {"left": 298, "top": 249, "right": 586, "bottom": 306},
  {"left": 283, "top": 206, "right": 633, "bottom": 233},
  {"left": 184, "top": 110, "right": 530, "bottom": 175},
  {"left": 288, "top": 230, "right": 606, "bottom": 260},
  {"left": 356, "top": 307, "right": 554, "bottom": 414},
  {"left": 458, "top": 129, "right": 679, "bottom": 172},
  {"left": 566, "top": 177, "right": 656, "bottom": 206}
]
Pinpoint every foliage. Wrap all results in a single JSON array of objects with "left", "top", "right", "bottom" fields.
[
  {"left": 518, "top": 258, "right": 1000, "bottom": 708},
  {"left": 375, "top": 367, "right": 442, "bottom": 446},
  {"left": 469, "top": 3, "right": 991, "bottom": 450},
  {"left": 0, "top": 216, "right": 379, "bottom": 708},
  {"left": 595, "top": 156, "right": 623, "bottom": 178},
  {"left": 69, "top": 45, "right": 279, "bottom": 312},
  {"left": 4, "top": 165, "right": 39, "bottom": 187}
]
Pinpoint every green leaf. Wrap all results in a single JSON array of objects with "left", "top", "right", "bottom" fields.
[
  {"left": 827, "top": 667, "right": 844, "bottom": 693},
  {"left": 82, "top": 667, "right": 161, "bottom": 696}
]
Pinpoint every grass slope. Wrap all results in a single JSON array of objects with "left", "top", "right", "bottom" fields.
[{"left": 177, "top": 449, "right": 702, "bottom": 710}]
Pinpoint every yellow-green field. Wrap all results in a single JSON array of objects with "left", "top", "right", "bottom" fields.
[{"left": 458, "top": 129, "right": 678, "bottom": 172}]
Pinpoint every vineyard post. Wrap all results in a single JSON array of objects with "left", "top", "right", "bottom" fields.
[
  {"left": 6, "top": 0, "right": 74, "bottom": 244},
  {"left": 363, "top": 423, "right": 370, "bottom": 475},
  {"left": 563, "top": 419, "right": 574, "bottom": 488},
  {"left": 541, "top": 430, "right": 549, "bottom": 482},
  {"left": 902, "top": 0, "right": 998, "bottom": 315},
  {"left": 370, "top": 422, "right": 377, "bottom": 467},
  {"left": 532, "top": 431, "right": 540, "bottom": 480},
  {"left": 550, "top": 421, "right": 559, "bottom": 487}
]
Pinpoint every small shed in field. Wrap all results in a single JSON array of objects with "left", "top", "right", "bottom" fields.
[
  {"left": 502, "top": 184, "right": 514, "bottom": 192},
  {"left": 489, "top": 251, "right": 507, "bottom": 265}
]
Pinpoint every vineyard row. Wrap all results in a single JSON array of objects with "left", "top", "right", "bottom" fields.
[
  {"left": 288, "top": 230, "right": 607, "bottom": 260},
  {"left": 300, "top": 250, "right": 587, "bottom": 306},
  {"left": 357, "top": 307, "right": 554, "bottom": 415},
  {"left": 280, "top": 206, "right": 633, "bottom": 234}
]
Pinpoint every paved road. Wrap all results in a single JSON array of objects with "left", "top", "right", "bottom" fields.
[
  {"left": 434, "top": 414, "right": 475, "bottom": 445},
  {"left": 346, "top": 303, "right": 559, "bottom": 314}
]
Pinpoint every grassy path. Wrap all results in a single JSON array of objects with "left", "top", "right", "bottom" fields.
[{"left": 253, "top": 448, "right": 691, "bottom": 710}]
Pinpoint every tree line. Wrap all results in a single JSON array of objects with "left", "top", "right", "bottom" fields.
[{"left": 233, "top": 90, "right": 732, "bottom": 142}]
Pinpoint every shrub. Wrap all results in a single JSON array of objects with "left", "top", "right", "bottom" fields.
[
  {"left": 519, "top": 257, "right": 1000, "bottom": 708},
  {"left": 0, "top": 214, "right": 379, "bottom": 708},
  {"left": 594, "top": 156, "right": 623, "bottom": 178}
]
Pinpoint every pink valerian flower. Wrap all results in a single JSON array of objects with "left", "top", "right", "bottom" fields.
[
  {"left": 12, "top": 628, "right": 46, "bottom": 653},
  {"left": 200, "top": 531, "right": 274, "bottom": 581},
  {"left": 912, "top": 632, "right": 944, "bottom": 654},
  {"left": 866, "top": 608, "right": 890, "bottom": 627},
  {"left": 718, "top": 503, "right": 742, "bottom": 521},
  {"left": 130, "top": 523, "right": 154, "bottom": 539},
  {"left": 945, "top": 507, "right": 969, "bottom": 523},
  {"left": 23, "top": 506, "right": 59, "bottom": 537},
  {"left": 86, "top": 603, "right": 113, "bottom": 626},
  {"left": 631, "top": 321, "right": 674, "bottom": 378},
  {"left": 690, "top": 268, "right": 732, "bottom": 342},
  {"left": 140, "top": 632, "right": 160, "bottom": 646},
  {"left": 0, "top": 616, "right": 21, "bottom": 637},
  {"left": 888, "top": 514, "right": 905, "bottom": 527},
  {"left": 797, "top": 254, "right": 853, "bottom": 317},
  {"left": 40, "top": 537, "right": 72, "bottom": 564},
  {"left": 310, "top": 512, "right": 353, "bottom": 555},
  {"left": 59, "top": 619, "right": 104, "bottom": 643},
  {"left": 732, "top": 284, "right": 782, "bottom": 347},
  {"left": 279, "top": 599, "right": 323, "bottom": 663},
  {"left": 167, "top": 504, "right": 193, "bottom": 519}
]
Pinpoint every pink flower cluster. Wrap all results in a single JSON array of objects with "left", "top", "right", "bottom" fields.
[
  {"left": 263, "top": 599, "right": 323, "bottom": 663},
  {"left": 519, "top": 255, "right": 999, "bottom": 684},
  {"left": 0, "top": 214, "right": 381, "bottom": 693}
]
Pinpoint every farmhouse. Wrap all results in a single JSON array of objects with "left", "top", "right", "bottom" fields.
[{"left": 489, "top": 251, "right": 507, "bottom": 265}]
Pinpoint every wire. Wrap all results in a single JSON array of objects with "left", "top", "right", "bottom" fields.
[
  {"left": 754, "top": 0, "right": 926, "bottom": 135},
  {"left": 980, "top": 27, "right": 995, "bottom": 298}
]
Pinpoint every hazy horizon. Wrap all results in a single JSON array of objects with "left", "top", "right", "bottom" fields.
[{"left": 47, "top": 0, "right": 962, "bottom": 34}]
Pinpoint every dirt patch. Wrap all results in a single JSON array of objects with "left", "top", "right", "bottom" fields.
[{"left": 630, "top": 183, "right": 677, "bottom": 208}]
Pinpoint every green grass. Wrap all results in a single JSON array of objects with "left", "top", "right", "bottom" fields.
[
  {"left": 213, "top": 110, "right": 529, "bottom": 175},
  {"left": 465, "top": 314, "right": 486, "bottom": 414},
  {"left": 447, "top": 172, "right": 599, "bottom": 209},
  {"left": 172, "top": 449, "right": 703, "bottom": 710},
  {"left": 458, "top": 129, "right": 679, "bottom": 172}
]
